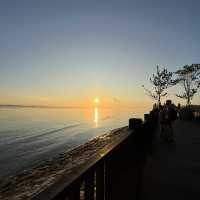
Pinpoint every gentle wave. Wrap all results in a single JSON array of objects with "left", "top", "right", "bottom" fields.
[
  {"left": 0, "top": 124, "right": 81, "bottom": 146},
  {"left": 25, "top": 124, "right": 81, "bottom": 140}
]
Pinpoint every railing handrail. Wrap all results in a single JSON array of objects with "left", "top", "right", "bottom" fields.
[{"left": 31, "top": 128, "right": 132, "bottom": 200}]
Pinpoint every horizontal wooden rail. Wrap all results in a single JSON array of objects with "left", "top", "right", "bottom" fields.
[{"left": 31, "top": 113, "right": 157, "bottom": 200}]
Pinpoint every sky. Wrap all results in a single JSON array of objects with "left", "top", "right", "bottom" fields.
[{"left": 0, "top": 0, "right": 200, "bottom": 107}]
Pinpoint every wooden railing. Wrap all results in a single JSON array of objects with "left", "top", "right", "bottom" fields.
[
  {"left": 192, "top": 108, "right": 200, "bottom": 118},
  {"left": 31, "top": 114, "right": 157, "bottom": 200}
]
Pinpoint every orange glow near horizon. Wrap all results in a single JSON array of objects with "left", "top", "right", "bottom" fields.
[
  {"left": 0, "top": 92, "right": 156, "bottom": 109},
  {"left": 0, "top": 96, "right": 153, "bottom": 109}
]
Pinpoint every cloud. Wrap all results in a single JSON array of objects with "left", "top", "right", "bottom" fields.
[{"left": 113, "top": 97, "right": 121, "bottom": 104}]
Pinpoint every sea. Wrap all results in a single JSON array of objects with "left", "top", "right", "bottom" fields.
[{"left": 0, "top": 106, "right": 149, "bottom": 179}]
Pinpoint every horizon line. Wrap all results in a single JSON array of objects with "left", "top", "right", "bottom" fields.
[
  {"left": 0, "top": 104, "right": 151, "bottom": 109},
  {"left": 0, "top": 104, "right": 87, "bottom": 109}
]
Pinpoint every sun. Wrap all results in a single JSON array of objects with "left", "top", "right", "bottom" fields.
[{"left": 94, "top": 97, "right": 100, "bottom": 104}]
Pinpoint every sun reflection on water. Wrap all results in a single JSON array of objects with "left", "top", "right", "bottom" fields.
[{"left": 94, "top": 107, "right": 99, "bottom": 127}]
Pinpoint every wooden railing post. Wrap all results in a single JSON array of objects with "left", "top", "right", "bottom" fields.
[
  {"left": 68, "top": 181, "right": 81, "bottom": 200},
  {"left": 96, "top": 161, "right": 105, "bottom": 200},
  {"left": 84, "top": 170, "right": 95, "bottom": 200},
  {"left": 144, "top": 113, "right": 150, "bottom": 122},
  {"left": 105, "top": 158, "right": 112, "bottom": 200},
  {"left": 129, "top": 118, "right": 143, "bottom": 130}
]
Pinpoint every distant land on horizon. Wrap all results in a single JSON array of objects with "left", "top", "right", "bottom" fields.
[
  {"left": 0, "top": 104, "right": 86, "bottom": 109},
  {"left": 0, "top": 104, "right": 150, "bottom": 109}
]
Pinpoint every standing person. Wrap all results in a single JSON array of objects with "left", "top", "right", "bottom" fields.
[
  {"left": 159, "top": 105, "right": 165, "bottom": 139},
  {"left": 151, "top": 103, "right": 159, "bottom": 122},
  {"left": 164, "top": 100, "right": 177, "bottom": 142}
]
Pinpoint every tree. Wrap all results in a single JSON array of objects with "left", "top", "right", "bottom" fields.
[
  {"left": 142, "top": 65, "right": 175, "bottom": 105},
  {"left": 175, "top": 64, "right": 200, "bottom": 106}
]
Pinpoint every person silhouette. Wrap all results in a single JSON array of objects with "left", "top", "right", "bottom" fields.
[{"left": 163, "top": 100, "right": 177, "bottom": 142}]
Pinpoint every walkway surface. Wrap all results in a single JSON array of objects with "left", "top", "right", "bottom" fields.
[{"left": 143, "top": 120, "right": 200, "bottom": 199}]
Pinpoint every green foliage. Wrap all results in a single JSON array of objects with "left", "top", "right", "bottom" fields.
[
  {"left": 175, "top": 64, "right": 200, "bottom": 106},
  {"left": 142, "top": 66, "right": 175, "bottom": 104}
]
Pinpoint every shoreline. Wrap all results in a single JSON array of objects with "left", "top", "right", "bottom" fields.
[{"left": 0, "top": 126, "right": 129, "bottom": 200}]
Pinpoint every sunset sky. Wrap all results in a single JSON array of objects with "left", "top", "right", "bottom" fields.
[{"left": 0, "top": 0, "right": 200, "bottom": 107}]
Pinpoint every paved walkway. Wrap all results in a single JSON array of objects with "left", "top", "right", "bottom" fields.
[{"left": 143, "top": 120, "right": 200, "bottom": 199}]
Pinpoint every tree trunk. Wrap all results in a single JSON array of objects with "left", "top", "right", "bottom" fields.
[
  {"left": 187, "top": 97, "right": 190, "bottom": 107},
  {"left": 158, "top": 95, "right": 161, "bottom": 107}
]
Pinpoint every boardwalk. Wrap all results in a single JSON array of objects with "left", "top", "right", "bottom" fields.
[
  {"left": 143, "top": 120, "right": 200, "bottom": 199},
  {"left": 109, "top": 119, "right": 200, "bottom": 200}
]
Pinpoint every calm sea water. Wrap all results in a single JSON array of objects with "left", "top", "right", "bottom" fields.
[{"left": 0, "top": 107, "right": 148, "bottom": 179}]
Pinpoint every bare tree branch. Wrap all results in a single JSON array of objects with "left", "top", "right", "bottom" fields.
[
  {"left": 142, "top": 65, "right": 175, "bottom": 105},
  {"left": 175, "top": 64, "right": 200, "bottom": 106}
]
